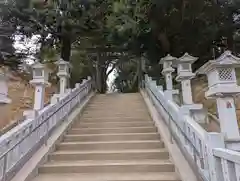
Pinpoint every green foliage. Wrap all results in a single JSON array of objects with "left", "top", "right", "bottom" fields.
[
  {"left": 106, "top": 0, "right": 240, "bottom": 66},
  {"left": 1, "top": 0, "right": 240, "bottom": 93},
  {"left": 104, "top": 0, "right": 240, "bottom": 92},
  {"left": 0, "top": 0, "right": 96, "bottom": 63},
  {"left": 113, "top": 58, "right": 140, "bottom": 93},
  {"left": 70, "top": 49, "right": 92, "bottom": 87}
]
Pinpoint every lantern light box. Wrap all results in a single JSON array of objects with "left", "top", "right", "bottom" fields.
[{"left": 198, "top": 51, "right": 240, "bottom": 98}]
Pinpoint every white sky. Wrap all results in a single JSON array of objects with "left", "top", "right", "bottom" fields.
[
  {"left": 13, "top": 34, "right": 41, "bottom": 64},
  {"left": 13, "top": 34, "right": 117, "bottom": 91}
]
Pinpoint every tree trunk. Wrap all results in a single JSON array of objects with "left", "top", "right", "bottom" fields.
[
  {"left": 129, "top": 61, "right": 141, "bottom": 90},
  {"left": 61, "top": 35, "right": 71, "bottom": 62},
  {"left": 95, "top": 56, "right": 108, "bottom": 94},
  {"left": 96, "top": 65, "right": 107, "bottom": 94},
  {"left": 158, "top": 32, "right": 170, "bottom": 53}
]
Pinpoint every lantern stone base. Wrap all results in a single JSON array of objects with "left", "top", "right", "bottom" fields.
[
  {"left": 66, "top": 89, "right": 72, "bottom": 94},
  {"left": 180, "top": 104, "right": 207, "bottom": 123},
  {"left": 176, "top": 72, "right": 195, "bottom": 82},
  {"left": 205, "top": 86, "right": 240, "bottom": 98},
  {"left": 157, "top": 85, "right": 163, "bottom": 91},
  {"left": 225, "top": 138, "right": 240, "bottom": 151},
  {"left": 0, "top": 95, "right": 11, "bottom": 104},
  {"left": 51, "top": 94, "right": 61, "bottom": 104},
  {"left": 172, "top": 89, "right": 180, "bottom": 105},
  {"left": 23, "top": 110, "right": 39, "bottom": 119},
  {"left": 164, "top": 89, "right": 179, "bottom": 101}
]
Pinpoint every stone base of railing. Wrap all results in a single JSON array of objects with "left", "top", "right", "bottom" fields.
[
  {"left": 0, "top": 94, "right": 11, "bottom": 104},
  {"left": 180, "top": 104, "right": 207, "bottom": 124},
  {"left": 164, "top": 89, "right": 179, "bottom": 101},
  {"left": 23, "top": 110, "right": 39, "bottom": 119},
  {"left": 51, "top": 94, "right": 61, "bottom": 104},
  {"left": 225, "top": 138, "right": 240, "bottom": 151}
]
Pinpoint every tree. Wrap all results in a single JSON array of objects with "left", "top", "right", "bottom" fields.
[
  {"left": 103, "top": 0, "right": 240, "bottom": 92},
  {"left": 106, "top": 0, "right": 240, "bottom": 62},
  {"left": 2, "top": 0, "right": 239, "bottom": 93},
  {"left": 1, "top": 0, "right": 130, "bottom": 93},
  {"left": 114, "top": 57, "right": 141, "bottom": 93},
  {"left": 0, "top": 0, "right": 96, "bottom": 62}
]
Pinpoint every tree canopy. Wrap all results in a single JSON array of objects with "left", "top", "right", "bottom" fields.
[{"left": 0, "top": 0, "right": 240, "bottom": 92}]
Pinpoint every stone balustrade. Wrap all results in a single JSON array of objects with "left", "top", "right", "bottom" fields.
[
  {"left": 143, "top": 50, "right": 240, "bottom": 181},
  {"left": 0, "top": 73, "right": 11, "bottom": 104},
  {"left": 1, "top": 52, "right": 240, "bottom": 181},
  {"left": 0, "top": 61, "right": 93, "bottom": 181},
  {"left": 213, "top": 148, "right": 240, "bottom": 181}
]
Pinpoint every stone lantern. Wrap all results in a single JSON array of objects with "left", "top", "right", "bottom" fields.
[
  {"left": 198, "top": 51, "right": 240, "bottom": 148},
  {"left": 30, "top": 62, "right": 50, "bottom": 110},
  {"left": 175, "top": 53, "right": 205, "bottom": 122},
  {"left": 0, "top": 72, "right": 11, "bottom": 104},
  {"left": 56, "top": 58, "right": 70, "bottom": 95},
  {"left": 159, "top": 54, "right": 179, "bottom": 101}
]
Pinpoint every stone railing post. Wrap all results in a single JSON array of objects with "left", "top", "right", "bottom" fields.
[
  {"left": 205, "top": 133, "right": 225, "bottom": 181},
  {"left": 87, "top": 76, "right": 92, "bottom": 91},
  {"left": 176, "top": 53, "right": 197, "bottom": 104},
  {"left": 56, "top": 59, "right": 70, "bottom": 95},
  {"left": 198, "top": 51, "right": 240, "bottom": 150},
  {"left": 30, "top": 62, "right": 50, "bottom": 110},
  {"left": 176, "top": 53, "right": 205, "bottom": 123},
  {"left": 159, "top": 54, "right": 179, "bottom": 101},
  {"left": 0, "top": 72, "right": 11, "bottom": 104}
]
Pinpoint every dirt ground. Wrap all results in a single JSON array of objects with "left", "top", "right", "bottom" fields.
[
  {"left": 192, "top": 76, "right": 240, "bottom": 126},
  {"left": 0, "top": 74, "right": 57, "bottom": 131}
]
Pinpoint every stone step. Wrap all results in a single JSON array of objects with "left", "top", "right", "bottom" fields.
[
  {"left": 86, "top": 105, "right": 146, "bottom": 108},
  {"left": 88, "top": 99, "right": 144, "bottom": 103},
  {"left": 29, "top": 94, "right": 181, "bottom": 181},
  {"left": 83, "top": 109, "right": 148, "bottom": 113},
  {"left": 31, "top": 173, "right": 181, "bottom": 181},
  {"left": 83, "top": 112, "right": 149, "bottom": 116},
  {"left": 85, "top": 107, "right": 147, "bottom": 111},
  {"left": 85, "top": 106, "right": 148, "bottom": 110},
  {"left": 74, "top": 122, "right": 155, "bottom": 128},
  {"left": 39, "top": 160, "right": 175, "bottom": 174},
  {"left": 87, "top": 102, "right": 144, "bottom": 105},
  {"left": 68, "top": 127, "right": 158, "bottom": 135},
  {"left": 49, "top": 149, "right": 169, "bottom": 161},
  {"left": 56, "top": 140, "right": 164, "bottom": 151},
  {"left": 81, "top": 115, "right": 150, "bottom": 119},
  {"left": 63, "top": 133, "right": 160, "bottom": 142},
  {"left": 80, "top": 117, "right": 151, "bottom": 123}
]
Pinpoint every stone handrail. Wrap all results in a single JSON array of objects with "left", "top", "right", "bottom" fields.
[
  {"left": 213, "top": 148, "right": 240, "bottom": 181},
  {"left": 143, "top": 75, "right": 240, "bottom": 181},
  {"left": 0, "top": 78, "right": 93, "bottom": 181}
]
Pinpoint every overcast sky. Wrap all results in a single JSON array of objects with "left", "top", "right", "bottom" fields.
[{"left": 13, "top": 34, "right": 41, "bottom": 64}]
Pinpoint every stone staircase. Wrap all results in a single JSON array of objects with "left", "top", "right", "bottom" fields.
[{"left": 31, "top": 93, "right": 181, "bottom": 181}]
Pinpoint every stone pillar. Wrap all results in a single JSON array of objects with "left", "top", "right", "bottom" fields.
[
  {"left": 159, "top": 54, "right": 179, "bottom": 101},
  {"left": 198, "top": 51, "right": 240, "bottom": 150},
  {"left": 56, "top": 59, "right": 70, "bottom": 95},
  {"left": 175, "top": 53, "right": 205, "bottom": 122},
  {"left": 0, "top": 73, "right": 11, "bottom": 104},
  {"left": 181, "top": 80, "right": 193, "bottom": 104},
  {"left": 30, "top": 62, "right": 50, "bottom": 110}
]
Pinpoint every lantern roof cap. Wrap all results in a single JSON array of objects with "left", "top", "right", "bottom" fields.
[
  {"left": 56, "top": 58, "right": 70, "bottom": 65},
  {"left": 32, "top": 61, "right": 51, "bottom": 74},
  {"left": 56, "top": 58, "right": 72, "bottom": 69},
  {"left": 0, "top": 72, "right": 7, "bottom": 80},
  {"left": 197, "top": 50, "right": 240, "bottom": 75},
  {"left": 32, "top": 61, "right": 44, "bottom": 69},
  {"left": 159, "top": 54, "right": 177, "bottom": 64},
  {"left": 178, "top": 53, "right": 198, "bottom": 64}
]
